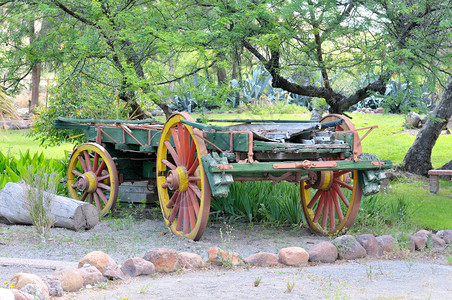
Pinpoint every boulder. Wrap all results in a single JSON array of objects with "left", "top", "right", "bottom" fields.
[
  {"left": 332, "top": 235, "right": 367, "bottom": 260},
  {"left": 376, "top": 235, "right": 397, "bottom": 252},
  {"left": 79, "top": 266, "right": 106, "bottom": 286},
  {"left": 121, "top": 257, "right": 156, "bottom": 277},
  {"left": 356, "top": 234, "right": 383, "bottom": 257},
  {"left": 396, "top": 233, "right": 415, "bottom": 252},
  {"left": 414, "top": 230, "right": 446, "bottom": 249},
  {"left": 0, "top": 288, "right": 14, "bottom": 300},
  {"left": 178, "top": 252, "right": 205, "bottom": 269},
  {"left": 20, "top": 284, "right": 48, "bottom": 300},
  {"left": 12, "top": 289, "right": 34, "bottom": 300},
  {"left": 436, "top": 230, "right": 452, "bottom": 243},
  {"left": 411, "top": 234, "right": 428, "bottom": 250},
  {"left": 308, "top": 241, "right": 338, "bottom": 263},
  {"left": 278, "top": 247, "right": 309, "bottom": 266},
  {"left": 40, "top": 275, "right": 63, "bottom": 297},
  {"left": 142, "top": 248, "right": 181, "bottom": 272},
  {"left": 243, "top": 252, "right": 278, "bottom": 267},
  {"left": 52, "top": 267, "right": 84, "bottom": 292},
  {"left": 375, "top": 107, "right": 384, "bottom": 114},
  {"left": 9, "top": 273, "right": 49, "bottom": 298},
  {"left": 104, "top": 265, "right": 127, "bottom": 280},
  {"left": 78, "top": 251, "right": 117, "bottom": 275},
  {"left": 406, "top": 112, "right": 421, "bottom": 128},
  {"left": 207, "top": 247, "right": 242, "bottom": 266}
]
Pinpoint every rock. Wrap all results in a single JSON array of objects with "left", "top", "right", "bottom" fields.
[
  {"left": 178, "top": 252, "right": 205, "bottom": 269},
  {"left": 411, "top": 234, "right": 428, "bottom": 250},
  {"left": 375, "top": 107, "right": 384, "bottom": 114},
  {"left": 0, "top": 288, "right": 14, "bottom": 300},
  {"left": 104, "top": 265, "right": 127, "bottom": 280},
  {"left": 20, "top": 284, "right": 47, "bottom": 300},
  {"left": 78, "top": 266, "right": 106, "bottom": 286},
  {"left": 308, "top": 241, "right": 338, "bottom": 263},
  {"left": 121, "top": 257, "right": 156, "bottom": 277},
  {"left": 396, "top": 233, "right": 415, "bottom": 252},
  {"left": 436, "top": 230, "right": 452, "bottom": 243},
  {"left": 52, "top": 267, "right": 83, "bottom": 292},
  {"left": 243, "top": 252, "right": 278, "bottom": 267},
  {"left": 415, "top": 230, "right": 446, "bottom": 249},
  {"left": 207, "top": 247, "right": 242, "bottom": 266},
  {"left": 11, "top": 289, "right": 34, "bottom": 300},
  {"left": 78, "top": 251, "right": 118, "bottom": 275},
  {"left": 278, "top": 247, "right": 309, "bottom": 266},
  {"left": 405, "top": 112, "right": 421, "bottom": 128},
  {"left": 9, "top": 273, "right": 49, "bottom": 298},
  {"left": 356, "top": 234, "right": 383, "bottom": 257},
  {"left": 332, "top": 235, "right": 367, "bottom": 260},
  {"left": 376, "top": 235, "right": 397, "bottom": 252},
  {"left": 142, "top": 248, "right": 181, "bottom": 273},
  {"left": 40, "top": 275, "right": 63, "bottom": 297}
]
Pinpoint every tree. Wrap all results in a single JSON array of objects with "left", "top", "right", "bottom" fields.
[
  {"left": 402, "top": 80, "right": 452, "bottom": 175},
  {"left": 188, "top": 0, "right": 450, "bottom": 113}
]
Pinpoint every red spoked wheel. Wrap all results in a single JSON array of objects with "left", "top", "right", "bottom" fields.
[
  {"left": 67, "top": 143, "right": 119, "bottom": 216},
  {"left": 301, "top": 170, "right": 362, "bottom": 235},
  {"left": 156, "top": 112, "right": 211, "bottom": 241}
]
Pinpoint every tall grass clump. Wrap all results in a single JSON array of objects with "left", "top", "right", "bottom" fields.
[
  {"left": 23, "top": 167, "right": 57, "bottom": 239},
  {"left": 211, "top": 181, "right": 304, "bottom": 226}
]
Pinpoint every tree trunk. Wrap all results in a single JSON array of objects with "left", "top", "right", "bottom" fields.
[
  {"left": 402, "top": 80, "right": 452, "bottom": 176},
  {"left": 0, "top": 182, "right": 98, "bottom": 231},
  {"left": 30, "top": 62, "right": 41, "bottom": 111}
]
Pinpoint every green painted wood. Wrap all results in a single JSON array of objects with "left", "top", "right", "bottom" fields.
[
  {"left": 204, "top": 132, "right": 249, "bottom": 152},
  {"left": 180, "top": 119, "right": 226, "bottom": 131},
  {"left": 199, "top": 118, "right": 316, "bottom": 124},
  {"left": 209, "top": 159, "right": 392, "bottom": 174}
]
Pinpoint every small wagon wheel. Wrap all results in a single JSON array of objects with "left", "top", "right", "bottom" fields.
[
  {"left": 320, "top": 114, "right": 362, "bottom": 155},
  {"left": 300, "top": 114, "right": 362, "bottom": 235},
  {"left": 156, "top": 112, "right": 211, "bottom": 241},
  {"left": 67, "top": 143, "right": 119, "bottom": 216}
]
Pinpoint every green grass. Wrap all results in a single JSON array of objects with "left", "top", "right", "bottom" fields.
[{"left": 0, "top": 129, "right": 73, "bottom": 159}]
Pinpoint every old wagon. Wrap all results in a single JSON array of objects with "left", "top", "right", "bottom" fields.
[{"left": 55, "top": 112, "right": 391, "bottom": 240}]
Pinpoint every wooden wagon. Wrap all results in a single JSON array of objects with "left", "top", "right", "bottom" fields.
[{"left": 55, "top": 112, "right": 391, "bottom": 240}]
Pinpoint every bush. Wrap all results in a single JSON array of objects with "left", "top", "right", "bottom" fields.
[{"left": 23, "top": 168, "right": 57, "bottom": 239}]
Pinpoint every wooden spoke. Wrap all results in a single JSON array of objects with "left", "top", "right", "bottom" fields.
[
  {"left": 164, "top": 140, "right": 181, "bottom": 166},
  {"left": 332, "top": 190, "right": 344, "bottom": 222},
  {"left": 313, "top": 195, "right": 324, "bottom": 223},
  {"left": 168, "top": 195, "right": 181, "bottom": 222},
  {"left": 307, "top": 189, "right": 322, "bottom": 209},
  {"left": 188, "top": 159, "right": 199, "bottom": 175},
  {"left": 97, "top": 174, "right": 110, "bottom": 181},
  {"left": 170, "top": 127, "right": 182, "bottom": 161},
  {"left": 188, "top": 176, "right": 201, "bottom": 182},
  {"left": 83, "top": 150, "right": 92, "bottom": 171},
  {"left": 96, "top": 188, "right": 109, "bottom": 205},
  {"left": 334, "top": 179, "right": 353, "bottom": 191},
  {"left": 187, "top": 188, "right": 200, "bottom": 217},
  {"left": 92, "top": 153, "right": 99, "bottom": 173},
  {"left": 95, "top": 160, "right": 106, "bottom": 176},
  {"left": 186, "top": 138, "right": 197, "bottom": 170},
  {"left": 71, "top": 169, "right": 83, "bottom": 177},
  {"left": 80, "top": 192, "right": 88, "bottom": 202},
  {"left": 332, "top": 183, "right": 350, "bottom": 207},
  {"left": 162, "top": 159, "right": 177, "bottom": 170},
  {"left": 77, "top": 155, "right": 88, "bottom": 172},
  {"left": 166, "top": 191, "right": 180, "bottom": 208},
  {"left": 98, "top": 182, "right": 111, "bottom": 191},
  {"left": 321, "top": 192, "right": 329, "bottom": 229},
  {"left": 93, "top": 193, "right": 101, "bottom": 211},
  {"left": 188, "top": 183, "right": 201, "bottom": 199}
]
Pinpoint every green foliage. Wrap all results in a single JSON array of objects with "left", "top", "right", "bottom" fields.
[
  {"left": 0, "top": 150, "right": 67, "bottom": 194},
  {"left": 211, "top": 181, "right": 303, "bottom": 226}
]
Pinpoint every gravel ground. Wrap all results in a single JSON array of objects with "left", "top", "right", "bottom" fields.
[{"left": 1, "top": 216, "right": 451, "bottom": 299}]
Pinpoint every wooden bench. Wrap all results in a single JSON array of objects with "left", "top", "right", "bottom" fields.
[{"left": 428, "top": 169, "right": 452, "bottom": 194}]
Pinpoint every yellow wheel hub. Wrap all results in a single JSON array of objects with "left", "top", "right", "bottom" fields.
[
  {"left": 74, "top": 171, "right": 97, "bottom": 193},
  {"left": 165, "top": 167, "right": 189, "bottom": 192}
]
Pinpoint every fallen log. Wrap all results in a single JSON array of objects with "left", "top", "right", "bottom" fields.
[{"left": 0, "top": 182, "right": 98, "bottom": 231}]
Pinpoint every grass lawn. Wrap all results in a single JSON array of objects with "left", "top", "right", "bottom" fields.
[{"left": 0, "top": 129, "right": 73, "bottom": 159}]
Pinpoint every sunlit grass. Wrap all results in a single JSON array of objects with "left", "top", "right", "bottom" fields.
[{"left": 0, "top": 129, "right": 73, "bottom": 159}]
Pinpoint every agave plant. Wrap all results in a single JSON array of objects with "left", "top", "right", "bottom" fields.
[{"left": 0, "top": 87, "right": 19, "bottom": 119}]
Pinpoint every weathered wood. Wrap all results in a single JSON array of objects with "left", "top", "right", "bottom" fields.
[{"left": 0, "top": 182, "right": 98, "bottom": 231}]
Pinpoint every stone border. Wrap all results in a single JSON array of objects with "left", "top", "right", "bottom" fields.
[{"left": 1, "top": 229, "right": 451, "bottom": 300}]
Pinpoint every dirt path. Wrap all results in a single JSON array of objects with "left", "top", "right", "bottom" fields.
[
  {"left": 1, "top": 218, "right": 451, "bottom": 299},
  {"left": 70, "top": 259, "right": 452, "bottom": 299}
]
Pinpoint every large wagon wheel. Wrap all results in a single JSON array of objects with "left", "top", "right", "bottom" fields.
[
  {"left": 156, "top": 112, "right": 211, "bottom": 241},
  {"left": 67, "top": 143, "right": 119, "bottom": 216},
  {"left": 300, "top": 114, "right": 363, "bottom": 235}
]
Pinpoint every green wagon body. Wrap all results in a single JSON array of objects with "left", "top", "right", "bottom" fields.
[{"left": 55, "top": 113, "right": 392, "bottom": 239}]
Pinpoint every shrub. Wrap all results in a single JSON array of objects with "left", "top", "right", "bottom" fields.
[{"left": 23, "top": 167, "right": 57, "bottom": 239}]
